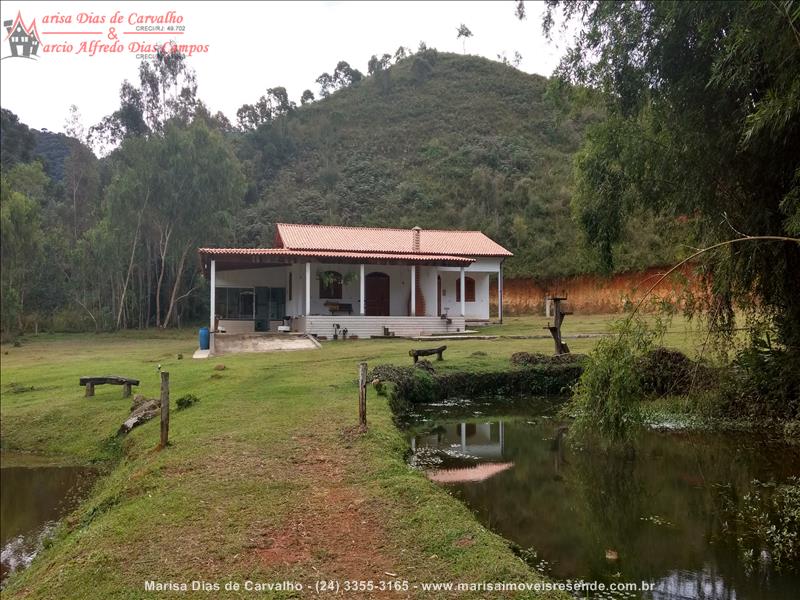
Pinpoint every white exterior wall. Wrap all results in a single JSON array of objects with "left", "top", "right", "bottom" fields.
[
  {"left": 418, "top": 266, "right": 439, "bottom": 316},
  {"left": 437, "top": 257, "right": 501, "bottom": 320},
  {"left": 438, "top": 270, "right": 492, "bottom": 319},
  {"left": 307, "top": 263, "right": 362, "bottom": 315}
]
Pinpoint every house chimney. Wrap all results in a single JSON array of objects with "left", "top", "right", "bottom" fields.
[{"left": 412, "top": 226, "right": 421, "bottom": 253}]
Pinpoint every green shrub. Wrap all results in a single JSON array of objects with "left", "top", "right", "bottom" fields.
[
  {"left": 723, "top": 477, "right": 800, "bottom": 573},
  {"left": 176, "top": 394, "right": 200, "bottom": 410},
  {"left": 719, "top": 342, "right": 800, "bottom": 421},
  {"left": 511, "top": 352, "right": 584, "bottom": 366},
  {"left": 371, "top": 361, "right": 583, "bottom": 420},
  {"left": 569, "top": 316, "right": 666, "bottom": 442},
  {"left": 637, "top": 347, "right": 697, "bottom": 396}
]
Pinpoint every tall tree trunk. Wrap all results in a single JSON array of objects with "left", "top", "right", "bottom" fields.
[
  {"left": 73, "top": 182, "right": 78, "bottom": 242},
  {"left": 18, "top": 288, "right": 25, "bottom": 332},
  {"left": 146, "top": 242, "right": 152, "bottom": 327},
  {"left": 116, "top": 189, "right": 149, "bottom": 329},
  {"left": 110, "top": 273, "right": 116, "bottom": 329},
  {"left": 136, "top": 266, "right": 143, "bottom": 329},
  {"left": 74, "top": 297, "right": 98, "bottom": 332},
  {"left": 161, "top": 244, "right": 190, "bottom": 328},
  {"left": 155, "top": 225, "right": 172, "bottom": 328}
]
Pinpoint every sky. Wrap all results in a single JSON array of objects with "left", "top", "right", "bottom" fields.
[{"left": 1, "top": 1, "right": 573, "bottom": 134}]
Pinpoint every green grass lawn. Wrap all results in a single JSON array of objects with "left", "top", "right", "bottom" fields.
[
  {"left": 0, "top": 315, "right": 699, "bottom": 598},
  {"left": 481, "top": 313, "right": 704, "bottom": 356}
]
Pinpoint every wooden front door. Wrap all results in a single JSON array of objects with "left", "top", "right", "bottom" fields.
[{"left": 365, "top": 272, "right": 390, "bottom": 316}]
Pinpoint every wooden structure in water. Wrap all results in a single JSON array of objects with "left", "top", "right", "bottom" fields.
[{"left": 544, "top": 296, "right": 572, "bottom": 354}]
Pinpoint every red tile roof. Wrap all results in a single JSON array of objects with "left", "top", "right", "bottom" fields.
[
  {"left": 198, "top": 247, "right": 474, "bottom": 265},
  {"left": 275, "top": 223, "right": 512, "bottom": 257}
]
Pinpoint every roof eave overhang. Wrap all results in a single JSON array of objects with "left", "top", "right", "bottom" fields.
[{"left": 198, "top": 250, "right": 475, "bottom": 277}]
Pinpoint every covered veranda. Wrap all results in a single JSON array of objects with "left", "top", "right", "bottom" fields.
[{"left": 199, "top": 248, "right": 505, "bottom": 339}]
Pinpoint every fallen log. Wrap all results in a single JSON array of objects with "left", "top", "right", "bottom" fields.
[{"left": 117, "top": 394, "right": 159, "bottom": 435}]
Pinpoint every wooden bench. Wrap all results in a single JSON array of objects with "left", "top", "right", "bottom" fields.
[
  {"left": 80, "top": 376, "right": 140, "bottom": 398},
  {"left": 409, "top": 345, "right": 447, "bottom": 363},
  {"left": 324, "top": 302, "right": 353, "bottom": 315}
]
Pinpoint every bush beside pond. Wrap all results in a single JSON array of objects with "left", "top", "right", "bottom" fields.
[
  {"left": 640, "top": 346, "right": 800, "bottom": 424},
  {"left": 371, "top": 359, "right": 585, "bottom": 417}
]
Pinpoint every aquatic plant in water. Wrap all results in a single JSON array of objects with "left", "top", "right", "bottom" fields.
[{"left": 725, "top": 477, "right": 800, "bottom": 574}]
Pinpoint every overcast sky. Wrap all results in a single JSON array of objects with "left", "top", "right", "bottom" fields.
[{"left": 1, "top": 1, "right": 572, "bottom": 134}]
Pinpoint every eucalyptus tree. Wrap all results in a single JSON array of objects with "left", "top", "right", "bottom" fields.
[
  {"left": 316, "top": 72, "right": 334, "bottom": 98},
  {"left": 0, "top": 164, "right": 47, "bottom": 332},
  {"left": 63, "top": 105, "right": 99, "bottom": 241},
  {"left": 456, "top": 24, "right": 473, "bottom": 53},
  {"left": 367, "top": 53, "right": 393, "bottom": 93},
  {"left": 90, "top": 48, "right": 198, "bottom": 148},
  {"left": 105, "top": 121, "right": 244, "bottom": 328},
  {"left": 332, "top": 61, "right": 363, "bottom": 88},
  {"left": 300, "top": 89, "right": 315, "bottom": 105},
  {"left": 152, "top": 121, "right": 245, "bottom": 327}
]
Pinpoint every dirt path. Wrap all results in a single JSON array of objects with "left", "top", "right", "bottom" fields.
[{"left": 251, "top": 431, "right": 402, "bottom": 597}]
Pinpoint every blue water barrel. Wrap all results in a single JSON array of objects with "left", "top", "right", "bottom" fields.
[{"left": 199, "top": 327, "right": 210, "bottom": 350}]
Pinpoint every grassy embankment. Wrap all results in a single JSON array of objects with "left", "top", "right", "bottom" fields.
[{"left": 0, "top": 316, "right": 701, "bottom": 598}]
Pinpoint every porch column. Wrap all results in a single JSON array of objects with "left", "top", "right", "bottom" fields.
[
  {"left": 459, "top": 266, "right": 466, "bottom": 317},
  {"left": 359, "top": 264, "right": 365, "bottom": 315},
  {"left": 498, "top": 262, "right": 504, "bottom": 323},
  {"left": 410, "top": 265, "right": 416, "bottom": 317},
  {"left": 305, "top": 262, "right": 311, "bottom": 315},
  {"left": 209, "top": 259, "right": 216, "bottom": 331}
]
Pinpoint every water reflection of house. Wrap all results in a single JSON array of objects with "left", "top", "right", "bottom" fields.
[{"left": 412, "top": 421, "right": 505, "bottom": 459}]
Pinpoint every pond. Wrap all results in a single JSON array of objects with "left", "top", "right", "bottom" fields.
[
  {"left": 0, "top": 456, "right": 96, "bottom": 585},
  {"left": 406, "top": 398, "right": 800, "bottom": 600}
]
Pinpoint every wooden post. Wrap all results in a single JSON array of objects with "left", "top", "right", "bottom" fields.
[
  {"left": 358, "top": 362, "right": 367, "bottom": 431},
  {"left": 160, "top": 371, "right": 170, "bottom": 448},
  {"left": 545, "top": 296, "right": 571, "bottom": 355},
  {"left": 85, "top": 382, "right": 95, "bottom": 397},
  {"left": 122, "top": 382, "right": 132, "bottom": 398}
]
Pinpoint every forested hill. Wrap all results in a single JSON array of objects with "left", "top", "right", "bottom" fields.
[
  {"left": 0, "top": 51, "right": 686, "bottom": 342},
  {"left": 235, "top": 52, "right": 683, "bottom": 278},
  {"left": 32, "top": 129, "right": 72, "bottom": 182}
]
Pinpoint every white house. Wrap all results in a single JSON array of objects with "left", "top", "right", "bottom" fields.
[{"left": 199, "top": 223, "right": 511, "bottom": 339}]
